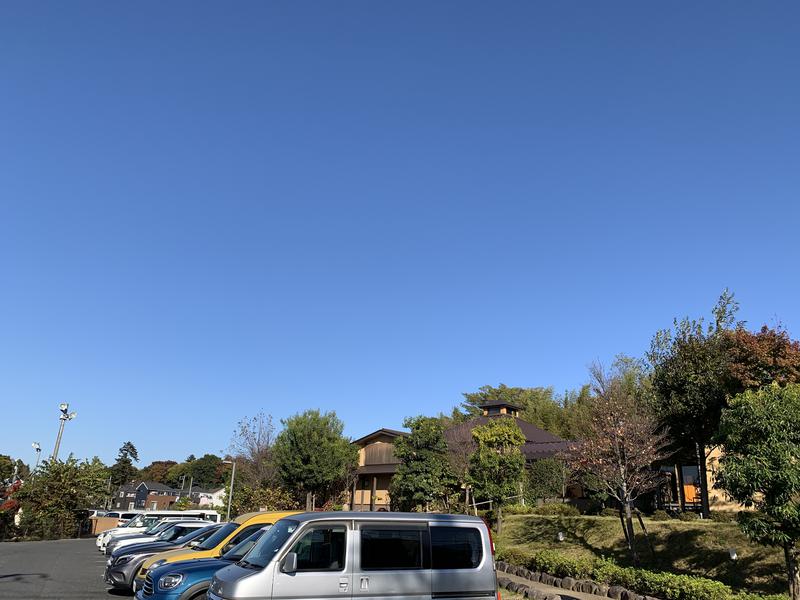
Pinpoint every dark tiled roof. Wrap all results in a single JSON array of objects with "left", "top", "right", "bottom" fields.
[
  {"left": 445, "top": 415, "right": 571, "bottom": 460},
  {"left": 478, "top": 399, "right": 524, "bottom": 411},
  {"left": 352, "top": 428, "right": 408, "bottom": 446}
]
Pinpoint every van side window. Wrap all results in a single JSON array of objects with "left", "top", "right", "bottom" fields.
[
  {"left": 360, "top": 527, "right": 426, "bottom": 570},
  {"left": 431, "top": 527, "right": 483, "bottom": 569},
  {"left": 291, "top": 526, "right": 347, "bottom": 571}
]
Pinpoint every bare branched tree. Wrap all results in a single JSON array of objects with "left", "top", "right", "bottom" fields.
[
  {"left": 227, "top": 412, "right": 277, "bottom": 488},
  {"left": 567, "top": 362, "right": 671, "bottom": 565}
]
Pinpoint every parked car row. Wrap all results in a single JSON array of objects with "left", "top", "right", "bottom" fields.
[
  {"left": 98, "top": 510, "right": 496, "bottom": 600},
  {"left": 97, "top": 510, "right": 221, "bottom": 553}
]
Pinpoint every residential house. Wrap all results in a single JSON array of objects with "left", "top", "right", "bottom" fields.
[
  {"left": 111, "top": 481, "right": 181, "bottom": 510},
  {"left": 347, "top": 400, "right": 574, "bottom": 511},
  {"left": 189, "top": 486, "right": 223, "bottom": 507},
  {"left": 348, "top": 428, "right": 407, "bottom": 511}
]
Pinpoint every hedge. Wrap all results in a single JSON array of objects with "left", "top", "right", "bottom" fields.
[{"left": 496, "top": 547, "right": 787, "bottom": 600}]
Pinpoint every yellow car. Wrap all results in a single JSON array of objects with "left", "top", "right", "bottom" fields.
[{"left": 134, "top": 510, "right": 300, "bottom": 589}]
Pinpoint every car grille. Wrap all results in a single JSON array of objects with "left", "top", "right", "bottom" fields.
[{"left": 142, "top": 573, "right": 154, "bottom": 597}]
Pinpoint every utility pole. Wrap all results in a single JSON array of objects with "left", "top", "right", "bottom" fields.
[
  {"left": 222, "top": 460, "right": 236, "bottom": 521},
  {"left": 51, "top": 403, "right": 77, "bottom": 461},
  {"left": 32, "top": 442, "right": 41, "bottom": 470}
]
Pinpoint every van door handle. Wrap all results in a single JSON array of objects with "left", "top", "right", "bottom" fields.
[
  {"left": 360, "top": 577, "right": 369, "bottom": 591},
  {"left": 339, "top": 578, "right": 349, "bottom": 593}
]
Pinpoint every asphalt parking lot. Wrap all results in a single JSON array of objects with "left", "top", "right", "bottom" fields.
[{"left": 0, "top": 538, "right": 115, "bottom": 599}]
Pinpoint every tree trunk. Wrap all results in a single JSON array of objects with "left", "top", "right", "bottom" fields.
[
  {"left": 496, "top": 504, "right": 503, "bottom": 535},
  {"left": 623, "top": 501, "right": 640, "bottom": 567},
  {"left": 784, "top": 542, "right": 800, "bottom": 600},
  {"left": 695, "top": 441, "right": 711, "bottom": 518},
  {"left": 635, "top": 509, "right": 655, "bottom": 560}
]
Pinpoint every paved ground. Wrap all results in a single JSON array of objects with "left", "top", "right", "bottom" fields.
[
  {"left": 0, "top": 538, "right": 607, "bottom": 600},
  {"left": 0, "top": 538, "right": 116, "bottom": 599}
]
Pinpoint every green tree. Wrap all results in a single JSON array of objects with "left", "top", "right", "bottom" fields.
[
  {"left": 109, "top": 441, "right": 139, "bottom": 487},
  {"left": 0, "top": 455, "right": 14, "bottom": 482},
  {"left": 716, "top": 384, "right": 800, "bottom": 600},
  {"left": 650, "top": 291, "right": 800, "bottom": 518},
  {"left": 524, "top": 458, "right": 570, "bottom": 503},
  {"left": 165, "top": 461, "right": 189, "bottom": 489},
  {"left": 273, "top": 409, "right": 358, "bottom": 507},
  {"left": 187, "top": 454, "right": 224, "bottom": 488},
  {"left": 648, "top": 290, "right": 740, "bottom": 517},
  {"left": 468, "top": 417, "right": 525, "bottom": 533},
  {"left": 139, "top": 460, "right": 177, "bottom": 484},
  {"left": 14, "top": 456, "right": 109, "bottom": 539},
  {"left": 390, "top": 416, "right": 458, "bottom": 512}
]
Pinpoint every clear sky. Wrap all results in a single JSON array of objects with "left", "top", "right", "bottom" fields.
[{"left": 2, "top": 2, "right": 799, "bottom": 467}]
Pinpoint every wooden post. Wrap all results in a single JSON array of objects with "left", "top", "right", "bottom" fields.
[
  {"left": 350, "top": 477, "right": 357, "bottom": 512},
  {"left": 370, "top": 476, "right": 377, "bottom": 512}
]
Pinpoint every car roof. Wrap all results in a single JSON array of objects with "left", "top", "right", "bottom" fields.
[
  {"left": 285, "top": 512, "right": 485, "bottom": 524},
  {"left": 234, "top": 510, "right": 302, "bottom": 524}
]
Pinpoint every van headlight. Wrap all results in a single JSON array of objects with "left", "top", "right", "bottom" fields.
[{"left": 158, "top": 573, "right": 184, "bottom": 590}]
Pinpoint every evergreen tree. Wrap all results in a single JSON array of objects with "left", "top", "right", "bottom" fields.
[{"left": 390, "top": 416, "right": 458, "bottom": 511}]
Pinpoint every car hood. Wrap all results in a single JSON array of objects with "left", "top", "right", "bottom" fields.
[
  {"left": 209, "top": 563, "right": 254, "bottom": 598},
  {"left": 112, "top": 541, "right": 178, "bottom": 558},
  {"left": 150, "top": 557, "right": 229, "bottom": 579}
]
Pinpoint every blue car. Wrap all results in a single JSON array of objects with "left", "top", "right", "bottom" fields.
[{"left": 136, "top": 526, "right": 269, "bottom": 600}]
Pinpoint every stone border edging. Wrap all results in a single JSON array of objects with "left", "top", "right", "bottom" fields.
[{"left": 496, "top": 560, "right": 660, "bottom": 600}]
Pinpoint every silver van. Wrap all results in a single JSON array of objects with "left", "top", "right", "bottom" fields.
[{"left": 206, "top": 512, "right": 496, "bottom": 600}]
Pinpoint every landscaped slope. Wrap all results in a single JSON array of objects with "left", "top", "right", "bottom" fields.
[{"left": 496, "top": 514, "right": 785, "bottom": 595}]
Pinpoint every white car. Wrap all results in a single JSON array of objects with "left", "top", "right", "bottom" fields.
[
  {"left": 107, "top": 520, "right": 208, "bottom": 554},
  {"left": 99, "top": 515, "right": 192, "bottom": 552}
]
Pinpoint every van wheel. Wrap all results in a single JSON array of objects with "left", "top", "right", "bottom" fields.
[{"left": 189, "top": 592, "right": 208, "bottom": 600}]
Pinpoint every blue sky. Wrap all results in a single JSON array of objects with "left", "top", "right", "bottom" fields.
[{"left": 2, "top": 2, "right": 799, "bottom": 467}]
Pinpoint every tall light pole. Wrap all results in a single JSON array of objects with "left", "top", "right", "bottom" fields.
[
  {"left": 52, "top": 403, "right": 77, "bottom": 461},
  {"left": 222, "top": 460, "right": 236, "bottom": 521},
  {"left": 32, "top": 442, "right": 42, "bottom": 471}
]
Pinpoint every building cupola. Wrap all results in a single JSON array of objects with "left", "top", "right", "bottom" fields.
[{"left": 479, "top": 400, "right": 522, "bottom": 418}]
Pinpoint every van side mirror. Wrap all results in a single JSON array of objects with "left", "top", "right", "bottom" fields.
[
  {"left": 281, "top": 552, "right": 298, "bottom": 574},
  {"left": 188, "top": 541, "right": 199, "bottom": 548}
]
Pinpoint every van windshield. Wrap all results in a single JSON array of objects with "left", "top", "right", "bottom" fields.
[{"left": 239, "top": 519, "right": 299, "bottom": 569}]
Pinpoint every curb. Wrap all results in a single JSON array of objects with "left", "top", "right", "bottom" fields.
[{"left": 496, "top": 560, "right": 660, "bottom": 600}]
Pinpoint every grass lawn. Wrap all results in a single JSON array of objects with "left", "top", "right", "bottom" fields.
[{"left": 496, "top": 514, "right": 786, "bottom": 595}]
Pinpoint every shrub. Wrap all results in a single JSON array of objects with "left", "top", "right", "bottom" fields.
[
  {"left": 710, "top": 511, "right": 738, "bottom": 523},
  {"left": 496, "top": 547, "right": 784, "bottom": 600},
  {"left": 600, "top": 507, "right": 619, "bottom": 517},
  {"left": 650, "top": 509, "right": 671, "bottom": 521},
  {"left": 678, "top": 511, "right": 700, "bottom": 521},
  {"left": 503, "top": 504, "right": 533, "bottom": 515},
  {"left": 530, "top": 503, "right": 580, "bottom": 516}
]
